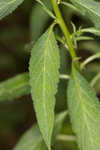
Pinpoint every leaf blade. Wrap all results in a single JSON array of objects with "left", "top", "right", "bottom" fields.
[
  {"left": 30, "top": 1, "right": 50, "bottom": 40},
  {"left": 29, "top": 28, "right": 60, "bottom": 149},
  {"left": 67, "top": 65, "right": 100, "bottom": 150},
  {"left": 13, "top": 111, "right": 66, "bottom": 150},
  {"left": 0, "top": 0, "right": 24, "bottom": 20},
  {"left": 14, "top": 125, "right": 45, "bottom": 150},
  {"left": 70, "top": 0, "right": 100, "bottom": 29},
  {"left": 0, "top": 73, "right": 30, "bottom": 101}
]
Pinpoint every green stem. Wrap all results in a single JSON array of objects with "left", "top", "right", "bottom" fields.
[
  {"left": 91, "top": 73, "right": 100, "bottom": 87},
  {"left": 56, "top": 134, "right": 76, "bottom": 142},
  {"left": 51, "top": 0, "right": 77, "bottom": 60},
  {"left": 81, "top": 52, "right": 100, "bottom": 70}
]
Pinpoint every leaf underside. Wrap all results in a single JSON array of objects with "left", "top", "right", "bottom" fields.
[
  {"left": 0, "top": 73, "right": 30, "bottom": 101},
  {"left": 29, "top": 28, "right": 60, "bottom": 149},
  {"left": 70, "top": 0, "right": 100, "bottom": 29},
  {"left": 13, "top": 111, "right": 66, "bottom": 150},
  {"left": 0, "top": 0, "right": 24, "bottom": 20},
  {"left": 14, "top": 125, "right": 47, "bottom": 150},
  {"left": 67, "top": 65, "right": 100, "bottom": 150}
]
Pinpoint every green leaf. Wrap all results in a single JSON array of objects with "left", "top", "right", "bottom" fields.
[
  {"left": 81, "top": 28, "right": 100, "bottom": 37},
  {"left": 35, "top": 0, "right": 55, "bottom": 19},
  {"left": 30, "top": 0, "right": 52, "bottom": 40},
  {"left": 13, "top": 111, "right": 67, "bottom": 150},
  {"left": 67, "top": 65, "right": 100, "bottom": 150},
  {"left": 0, "top": 0, "right": 24, "bottom": 20},
  {"left": 29, "top": 27, "right": 60, "bottom": 149},
  {"left": 0, "top": 73, "right": 30, "bottom": 101},
  {"left": 70, "top": 0, "right": 100, "bottom": 29},
  {"left": 14, "top": 125, "right": 47, "bottom": 150},
  {"left": 30, "top": 2, "right": 50, "bottom": 40}
]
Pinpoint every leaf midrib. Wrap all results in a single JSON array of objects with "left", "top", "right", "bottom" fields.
[
  {"left": 74, "top": 0, "right": 100, "bottom": 19},
  {"left": 42, "top": 28, "right": 54, "bottom": 140}
]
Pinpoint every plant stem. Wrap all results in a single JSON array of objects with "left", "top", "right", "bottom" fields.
[
  {"left": 56, "top": 134, "right": 76, "bottom": 142},
  {"left": 81, "top": 52, "right": 100, "bottom": 70},
  {"left": 91, "top": 73, "right": 100, "bottom": 87},
  {"left": 51, "top": 0, "right": 77, "bottom": 60},
  {"left": 60, "top": 74, "right": 70, "bottom": 80}
]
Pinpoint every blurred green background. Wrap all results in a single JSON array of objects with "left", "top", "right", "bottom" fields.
[{"left": 0, "top": 0, "right": 100, "bottom": 150}]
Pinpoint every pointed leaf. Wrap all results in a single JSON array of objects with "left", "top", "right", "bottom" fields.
[
  {"left": 29, "top": 28, "right": 60, "bottom": 149},
  {"left": 82, "top": 28, "right": 100, "bottom": 37},
  {"left": 0, "top": 0, "right": 24, "bottom": 20},
  {"left": 67, "top": 65, "right": 100, "bottom": 150},
  {"left": 14, "top": 125, "right": 47, "bottom": 150},
  {"left": 70, "top": 0, "right": 100, "bottom": 29},
  {"left": 13, "top": 111, "right": 67, "bottom": 150}
]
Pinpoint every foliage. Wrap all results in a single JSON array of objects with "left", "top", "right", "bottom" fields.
[{"left": 0, "top": 0, "right": 100, "bottom": 150}]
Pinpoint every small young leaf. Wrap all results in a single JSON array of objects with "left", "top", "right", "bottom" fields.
[
  {"left": 0, "top": 0, "right": 24, "bottom": 20},
  {"left": 67, "top": 65, "right": 100, "bottom": 150},
  {"left": 13, "top": 111, "right": 66, "bottom": 150},
  {"left": 29, "top": 27, "right": 60, "bottom": 149},
  {"left": 70, "top": 0, "right": 100, "bottom": 29},
  {"left": 81, "top": 28, "right": 100, "bottom": 37},
  {"left": 0, "top": 73, "right": 30, "bottom": 101}
]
